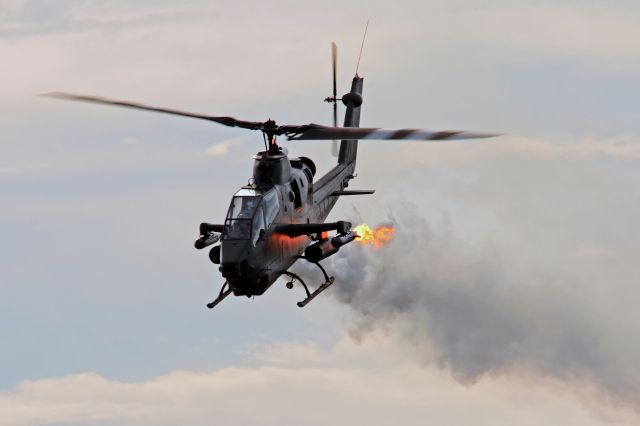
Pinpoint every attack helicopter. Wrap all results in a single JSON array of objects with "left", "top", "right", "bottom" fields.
[{"left": 44, "top": 43, "right": 497, "bottom": 309}]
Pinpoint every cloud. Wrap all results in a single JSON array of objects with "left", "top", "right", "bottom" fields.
[
  {"left": 0, "top": 162, "right": 48, "bottom": 176},
  {"left": 364, "top": 136, "right": 640, "bottom": 177},
  {"left": 419, "top": 0, "right": 640, "bottom": 59},
  {"left": 5, "top": 0, "right": 640, "bottom": 113},
  {"left": 2, "top": 2, "right": 640, "bottom": 424},
  {"left": 0, "top": 336, "right": 635, "bottom": 426},
  {"left": 204, "top": 138, "right": 243, "bottom": 157},
  {"left": 120, "top": 136, "right": 138, "bottom": 145}
]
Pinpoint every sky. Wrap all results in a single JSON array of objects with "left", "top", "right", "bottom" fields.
[{"left": 2, "top": 0, "right": 640, "bottom": 424}]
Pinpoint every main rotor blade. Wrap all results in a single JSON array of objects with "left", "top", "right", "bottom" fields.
[
  {"left": 286, "top": 124, "right": 500, "bottom": 141},
  {"left": 41, "top": 92, "right": 265, "bottom": 130}
]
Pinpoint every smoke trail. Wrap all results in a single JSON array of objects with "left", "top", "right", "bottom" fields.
[{"left": 295, "top": 205, "right": 640, "bottom": 408}]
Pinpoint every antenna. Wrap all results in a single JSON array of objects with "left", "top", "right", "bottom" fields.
[{"left": 355, "top": 18, "right": 370, "bottom": 76}]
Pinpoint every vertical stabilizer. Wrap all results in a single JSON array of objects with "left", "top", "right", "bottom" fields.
[{"left": 338, "top": 76, "right": 364, "bottom": 165}]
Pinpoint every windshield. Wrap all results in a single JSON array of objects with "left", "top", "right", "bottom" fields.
[
  {"left": 227, "top": 195, "right": 261, "bottom": 220},
  {"left": 224, "top": 195, "right": 262, "bottom": 240}
]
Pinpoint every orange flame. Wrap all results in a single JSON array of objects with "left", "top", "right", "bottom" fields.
[{"left": 353, "top": 223, "right": 396, "bottom": 248}]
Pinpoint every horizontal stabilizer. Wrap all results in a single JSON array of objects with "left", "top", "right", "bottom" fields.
[{"left": 331, "top": 190, "right": 375, "bottom": 196}]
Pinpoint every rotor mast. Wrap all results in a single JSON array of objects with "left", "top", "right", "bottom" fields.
[{"left": 262, "top": 119, "right": 282, "bottom": 154}]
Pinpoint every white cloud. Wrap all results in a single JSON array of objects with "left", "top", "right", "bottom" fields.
[
  {"left": 573, "top": 241, "right": 614, "bottom": 259},
  {"left": 420, "top": 0, "right": 640, "bottom": 59},
  {"left": 0, "top": 336, "right": 636, "bottom": 426},
  {"left": 4, "top": 0, "right": 640, "bottom": 117},
  {"left": 120, "top": 136, "right": 138, "bottom": 145},
  {"left": 352, "top": 136, "right": 640, "bottom": 185},
  {"left": 204, "top": 138, "right": 243, "bottom": 157},
  {"left": 0, "top": 0, "right": 27, "bottom": 18},
  {"left": 0, "top": 162, "right": 48, "bottom": 176}
]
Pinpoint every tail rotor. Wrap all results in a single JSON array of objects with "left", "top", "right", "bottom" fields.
[{"left": 324, "top": 42, "right": 339, "bottom": 157}]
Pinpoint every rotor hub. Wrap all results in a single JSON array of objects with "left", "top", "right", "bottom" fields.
[{"left": 341, "top": 92, "right": 362, "bottom": 107}]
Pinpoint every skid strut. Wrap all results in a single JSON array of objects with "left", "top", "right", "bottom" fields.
[
  {"left": 207, "top": 281, "right": 232, "bottom": 309},
  {"left": 283, "top": 261, "right": 335, "bottom": 307}
]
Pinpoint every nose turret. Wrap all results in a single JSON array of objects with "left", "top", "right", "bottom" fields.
[{"left": 219, "top": 240, "right": 259, "bottom": 295}]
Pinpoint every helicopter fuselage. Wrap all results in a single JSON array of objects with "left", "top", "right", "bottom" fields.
[{"left": 216, "top": 148, "right": 355, "bottom": 297}]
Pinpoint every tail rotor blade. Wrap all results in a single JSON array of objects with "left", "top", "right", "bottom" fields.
[
  {"left": 331, "top": 42, "right": 337, "bottom": 102},
  {"left": 331, "top": 42, "right": 339, "bottom": 157},
  {"left": 331, "top": 100, "right": 338, "bottom": 156}
]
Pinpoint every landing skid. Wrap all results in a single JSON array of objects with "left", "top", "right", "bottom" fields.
[
  {"left": 283, "top": 261, "right": 335, "bottom": 307},
  {"left": 206, "top": 281, "right": 232, "bottom": 309}
]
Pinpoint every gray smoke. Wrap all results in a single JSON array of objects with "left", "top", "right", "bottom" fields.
[{"left": 294, "top": 205, "right": 640, "bottom": 409}]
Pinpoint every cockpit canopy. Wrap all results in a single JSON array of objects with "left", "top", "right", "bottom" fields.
[
  {"left": 223, "top": 188, "right": 281, "bottom": 245},
  {"left": 224, "top": 189, "right": 262, "bottom": 242}
]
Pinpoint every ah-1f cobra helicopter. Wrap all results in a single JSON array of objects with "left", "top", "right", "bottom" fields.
[{"left": 44, "top": 43, "right": 497, "bottom": 309}]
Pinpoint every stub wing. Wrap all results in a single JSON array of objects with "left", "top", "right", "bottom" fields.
[{"left": 276, "top": 221, "right": 351, "bottom": 238}]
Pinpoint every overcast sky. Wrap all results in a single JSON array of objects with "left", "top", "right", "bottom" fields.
[{"left": 2, "top": 1, "right": 640, "bottom": 425}]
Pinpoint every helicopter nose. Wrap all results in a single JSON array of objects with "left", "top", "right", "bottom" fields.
[
  {"left": 220, "top": 240, "right": 251, "bottom": 272},
  {"left": 219, "top": 258, "right": 253, "bottom": 280},
  {"left": 220, "top": 261, "right": 269, "bottom": 297}
]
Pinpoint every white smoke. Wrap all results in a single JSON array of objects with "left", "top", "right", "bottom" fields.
[{"left": 294, "top": 204, "right": 640, "bottom": 410}]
